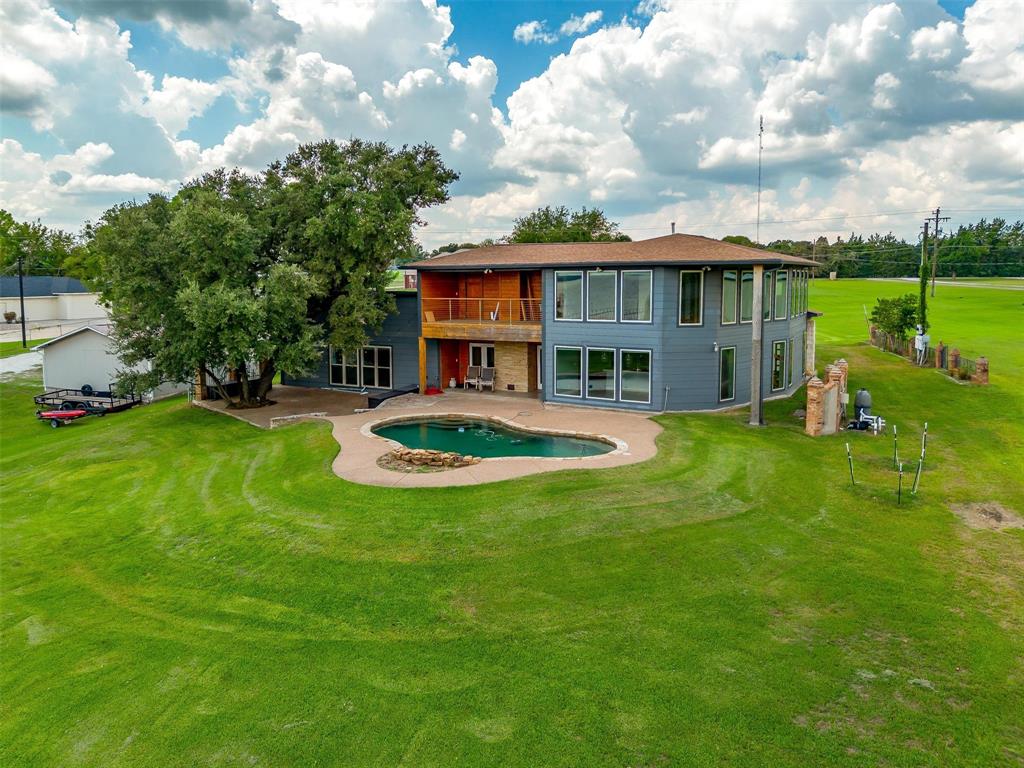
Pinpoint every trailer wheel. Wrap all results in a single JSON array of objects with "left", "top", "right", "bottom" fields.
[
  {"left": 98, "top": 411, "right": 106, "bottom": 417},
  {"left": 50, "top": 418, "right": 61, "bottom": 428},
  {"left": 60, "top": 401, "right": 76, "bottom": 411}
]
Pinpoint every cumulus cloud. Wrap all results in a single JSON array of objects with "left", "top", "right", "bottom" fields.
[
  {"left": 560, "top": 11, "right": 603, "bottom": 36},
  {"left": 513, "top": 20, "right": 558, "bottom": 45}
]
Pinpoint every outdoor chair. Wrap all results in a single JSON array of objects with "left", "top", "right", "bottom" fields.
[
  {"left": 489, "top": 303, "right": 500, "bottom": 321},
  {"left": 464, "top": 365, "right": 481, "bottom": 389},
  {"left": 424, "top": 310, "right": 436, "bottom": 323},
  {"left": 479, "top": 367, "right": 495, "bottom": 392}
]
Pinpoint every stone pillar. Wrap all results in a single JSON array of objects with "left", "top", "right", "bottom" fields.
[
  {"left": 193, "top": 368, "right": 206, "bottom": 400},
  {"left": 950, "top": 348, "right": 960, "bottom": 371},
  {"left": 972, "top": 356, "right": 989, "bottom": 385},
  {"left": 749, "top": 265, "right": 764, "bottom": 426},
  {"left": 934, "top": 342, "right": 944, "bottom": 368},
  {"left": 804, "top": 377, "right": 824, "bottom": 436},
  {"left": 804, "top": 315, "right": 817, "bottom": 375}
]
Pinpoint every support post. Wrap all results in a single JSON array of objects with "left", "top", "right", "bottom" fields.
[
  {"left": 749, "top": 265, "right": 764, "bottom": 426},
  {"left": 417, "top": 336, "right": 427, "bottom": 393},
  {"left": 18, "top": 252, "right": 27, "bottom": 348}
]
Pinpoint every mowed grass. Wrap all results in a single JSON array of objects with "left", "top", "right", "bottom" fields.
[
  {"left": 0, "top": 339, "right": 49, "bottom": 359},
  {"left": 1, "top": 280, "right": 1022, "bottom": 767}
]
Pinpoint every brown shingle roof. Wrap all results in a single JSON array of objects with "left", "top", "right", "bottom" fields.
[{"left": 410, "top": 233, "right": 818, "bottom": 270}]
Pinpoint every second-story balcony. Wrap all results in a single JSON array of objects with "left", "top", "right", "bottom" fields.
[{"left": 421, "top": 297, "right": 542, "bottom": 342}]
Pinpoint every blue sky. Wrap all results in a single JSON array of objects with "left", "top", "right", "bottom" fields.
[{"left": 1, "top": 0, "right": 1020, "bottom": 245}]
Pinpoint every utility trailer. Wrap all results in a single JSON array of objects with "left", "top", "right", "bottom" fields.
[{"left": 33, "top": 385, "right": 141, "bottom": 416}]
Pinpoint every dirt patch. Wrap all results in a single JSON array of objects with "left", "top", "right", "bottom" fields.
[{"left": 950, "top": 502, "right": 1024, "bottom": 531}]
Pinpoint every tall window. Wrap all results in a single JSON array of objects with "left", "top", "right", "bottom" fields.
[
  {"left": 771, "top": 340, "right": 787, "bottom": 391},
  {"left": 555, "top": 271, "right": 583, "bottom": 321},
  {"left": 719, "top": 346, "right": 736, "bottom": 402},
  {"left": 620, "top": 350, "right": 651, "bottom": 403},
  {"left": 587, "top": 271, "right": 616, "bottom": 322},
  {"left": 721, "top": 269, "right": 738, "bottom": 324},
  {"left": 740, "top": 270, "right": 753, "bottom": 323},
  {"left": 787, "top": 337, "right": 795, "bottom": 387},
  {"left": 763, "top": 271, "right": 774, "bottom": 321},
  {"left": 586, "top": 347, "right": 616, "bottom": 400},
  {"left": 330, "top": 346, "right": 391, "bottom": 389},
  {"left": 621, "top": 270, "right": 652, "bottom": 322},
  {"left": 774, "top": 270, "right": 788, "bottom": 320},
  {"left": 791, "top": 271, "right": 802, "bottom": 318},
  {"left": 678, "top": 271, "right": 703, "bottom": 325},
  {"left": 554, "top": 346, "right": 582, "bottom": 397}
]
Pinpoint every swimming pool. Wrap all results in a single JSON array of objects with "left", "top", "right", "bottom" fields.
[{"left": 372, "top": 417, "right": 615, "bottom": 459}]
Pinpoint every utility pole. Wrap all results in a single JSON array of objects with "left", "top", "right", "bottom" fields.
[
  {"left": 929, "top": 207, "right": 949, "bottom": 297},
  {"left": 918, "top": 221, "right": 929, "bottom": 331},
  {"left": 755, "top": 115, "right": 764, "bottom": 245},
  {"left": 17, "top": 247, "right": 27, "bottom": 349}
]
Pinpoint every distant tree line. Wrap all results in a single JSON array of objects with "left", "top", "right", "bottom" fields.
[{"left": 726, "top": 218, "right": 1023, "bottom": 278}]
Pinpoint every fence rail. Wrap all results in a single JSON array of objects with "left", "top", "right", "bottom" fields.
[
  {"left": 868, "top": 326, "right": 988, "bottom": 384},
  {"left": 422, "top": 297, "right": 542, "bottom": 325}
]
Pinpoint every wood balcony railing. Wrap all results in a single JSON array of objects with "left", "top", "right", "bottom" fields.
[{"left": 422, "top": 298, "right": 542, "bottom": 325}]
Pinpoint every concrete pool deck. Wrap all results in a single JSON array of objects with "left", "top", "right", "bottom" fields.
[{"left": 326, "top": 391, "right": 662, "bottom": 487}]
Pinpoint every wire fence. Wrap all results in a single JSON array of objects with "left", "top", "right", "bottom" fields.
[{"left": 869, "top": 327, "right": 987, "bottom": 383}]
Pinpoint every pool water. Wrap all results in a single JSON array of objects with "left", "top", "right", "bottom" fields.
[{"left": 373, "top": 418, "right": 614, "bottom": 459}]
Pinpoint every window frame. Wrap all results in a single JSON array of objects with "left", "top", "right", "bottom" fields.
[
  {"left": 763, "top": 270, "right": 774, "bottom": 322},
  {"left": 721, "top": 269, "right": 738, "bottom": 325},
  {"left": 677, "top": 269, "right": 704, "bottom": 327},
  {"left": 739, "top": 270, "right": 754, "bottom": 324},
  {"left": 788, "top": 336, "right": 795, "bottom": 387},
  {"left": 329, "top": 345, "right": 392, "bottom": 390},
  {"left": 771, "top": 339, "right": 787, "bottom": 392},
  {"left": 554, "top": 270, "right": 584, "bottom": 322},
  {"left": 618, "top": 348, "right": 652, "bottom": 404},
  {"left": 774, "top": 269, "right": 789, "bottom": 320},
  {"left": 553, "top": 345, "right": 584, "bottom": 398},
  {"left": 620, "top": 269, "right": 653, "bottom": 324},
  {"left": 586, "top": 270, "right": 617, "bottom": 323},
  {"left": 585, "top": 346, "right": 617, "bottom": 401},
  {"left": 719, "top": 345, "right": 736, "bottom": 403}
]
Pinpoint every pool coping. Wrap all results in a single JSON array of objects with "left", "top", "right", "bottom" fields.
[
  {"left": 359, "top": 412, "right": 629, "bottom": 460},
  {"left": 323, "top": 393, "right": 661, "bottom": 487}
]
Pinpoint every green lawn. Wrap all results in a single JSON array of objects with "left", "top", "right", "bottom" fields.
[
  {"left": 0, "top": 338, "right": 49, "bottom": 359},
  {"left": 1, "top": 280, "right": 1022, "bottom": 767}
]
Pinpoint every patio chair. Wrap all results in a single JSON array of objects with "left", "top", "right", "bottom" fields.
[
  {"left": 464, "top": 365, "right": 481, "bottom": 390},
  {"left": 479, "top": 367, "right": 495, "bottom": 392},
  {"left": 489, "top": 303, "right": 500, "bottom": 321}
]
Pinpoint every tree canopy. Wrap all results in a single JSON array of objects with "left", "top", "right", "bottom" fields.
[
  {"left": 506, "top": 206, "right": 631, "bottom": 243},
  {"left": 91, "top": 140, "right": 457, "bottom": 407},
  {"left": 0, "top": 209, "right": 92, "bottom": 280}
]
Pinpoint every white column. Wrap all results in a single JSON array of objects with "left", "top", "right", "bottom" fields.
[{"left": 749, "top": 265, "right": 764, "bottom": 426}]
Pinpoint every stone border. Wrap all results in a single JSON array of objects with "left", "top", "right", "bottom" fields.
[{"left": 360, "top": 412, "right": 629, "bottom": 463}]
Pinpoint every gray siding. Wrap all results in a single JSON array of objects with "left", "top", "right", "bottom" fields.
[
  {"left": 282, "top": 293, "right": 420, "bottom": 391},
  {"left": 541, "top": 266, "right": 809, "bottom": 412}
]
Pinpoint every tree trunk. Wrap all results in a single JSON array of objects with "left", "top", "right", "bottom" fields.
[
  {"left": 255, "top": 360, "right": 276, "bottom": 401},
  {"left": 202, "top": 366, "right": 237, "bottom": 407}
]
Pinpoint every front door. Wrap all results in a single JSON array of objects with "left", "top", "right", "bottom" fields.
[{"left": 469, "top": 343, "right": 495, "bottom": 369}]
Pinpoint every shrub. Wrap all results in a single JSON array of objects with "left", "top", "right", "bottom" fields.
[{"left": 870, "top": 294, "right": 918, "bottom": 339}]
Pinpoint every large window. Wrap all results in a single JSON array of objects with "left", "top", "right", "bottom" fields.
[
  {"left": 678, "top": 270, "right": 703, "bottom": 325},
  {"left": 621, "top": 270, "right": 652, "bottom": 322},
  {"left": 719, "top": 346, "right": 736, "bottom": 402},
  {"left": 555, "top": 271, "right": 583, "bottom": 321},
  {"left": 788, "top": 337, "right": 795, "bottom": 387},
  {"left": 771, "top": 340, "right": 787, "bottom": 391},
  {"left": 791, "top": 271, "right": 801, "bottom": 318},
  {"left": 774, "top": 270, "right": 788, "bottom": 320},
  {"left": 763, "top": 270, "right": 774, "bottom": 321},
  {"left": 587, "top": 271, "right": 617, "bottom": 322},
  {"left": 554, "top": 346, "right": 582, "bottom": 397},
  {"left": 620, "top": 349, "right": 652, "bottom": 403},
  {"left": 740, "top": 270, "right": 753, "bottom": 323},
  {"left": 721, "top": 269, "right": 738, "bottom": 324},
  {"left": 586, "top": 347, "right": 616, "bottom": 400},
  {"left": 330, "top": 345, "right": 391, "bottom": 389}
]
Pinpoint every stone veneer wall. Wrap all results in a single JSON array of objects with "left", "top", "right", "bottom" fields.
[{"left": 494, "top": 341, "right": 530, "bottom": 392}]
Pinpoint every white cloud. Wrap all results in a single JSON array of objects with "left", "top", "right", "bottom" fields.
[
  {"left": 560, "top": 11, "right": 603, "bottom": 37},
  {"left": 513, "top": 20, "right": 557, "bottom": 45}
]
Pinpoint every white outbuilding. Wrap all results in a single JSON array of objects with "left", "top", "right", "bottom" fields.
[{"left": 34, "top": 325, "right": 185, "bottom": 401}]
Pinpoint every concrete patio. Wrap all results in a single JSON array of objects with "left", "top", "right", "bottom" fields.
[
  {"left": 193, "top": 384, "right": 367, "bottom": 428},
  {"left": 325, "top": 390, "right": 662, "bottom": 487}
]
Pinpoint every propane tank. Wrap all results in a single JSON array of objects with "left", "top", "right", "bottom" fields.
[{"left": 854, "top": 388, "right": 872, "bottom": 420}]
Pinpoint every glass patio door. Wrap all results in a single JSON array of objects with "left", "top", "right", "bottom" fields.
[{"left": 469, "top": 343, "right": 495, "bottom": 368}]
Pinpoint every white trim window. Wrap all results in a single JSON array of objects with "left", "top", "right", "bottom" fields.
[
  {"left": 469, "top": 342, "right": 495, "bottom": 368},
  {"left": 771, "top": 339, "right": 787, "bottom": 391},
  {"left": 721, "top": 269, "right": 738, "bottom": 325},
  {"left": 330, "top": 345, "right": 392, "bottom": 389},
  {"left": 620, "top": 270, "right": 652, "bottom": 323},
  {"left": 740, "top": 270, "right": 753, "bottom": 323},
  {"left": 788, "top": 337, "right": 795, "bottom": 387},
  {"left": 554, "top": 346, "right": 583, "bottom": 397},
  {"left": 763, "top": 270, "right": 774, "bottom": 321},
  {"left": 619, "top": 349, "right": 652, "bottom": 403},
  {"left": 678, "top": 270, "right": 703, "bottom": 326},
  {"left": 719, "top": 346, "right": 736, "bottom": 402},
  {"left": 586, "top": 270, "right": 617, "bottom": 322},
  {"left": 555, "top": 271, "right": 583, "bottom": 321},
  {"left": 774, "top": 269, "right": 788, "bottom": 320},
  {"left": 586, "top": 347, "right": 616, "bottom": 400}
]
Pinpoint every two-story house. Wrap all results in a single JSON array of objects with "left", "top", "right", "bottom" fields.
[{"left": 284, "top": 233, "right": 819, "bottom": 419}]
